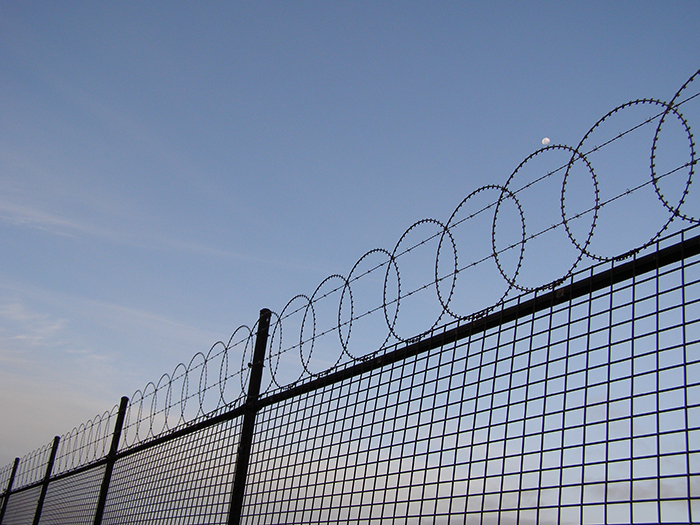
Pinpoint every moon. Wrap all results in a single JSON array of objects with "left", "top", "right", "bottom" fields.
[{"left": 542, "top": 137, "right": 550, "bottom": 146}]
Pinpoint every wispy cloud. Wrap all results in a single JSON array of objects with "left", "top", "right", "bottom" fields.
[
  {"left": 0, "top": 282, "right": 227, "bottom": 465},
  {"left": 3, "top": 277, "right": 200, "bottom": 332},
  {"left": 0, "top": 200, "right": 93, "bottom": 238},
  {"left": 0, "top": 301, "right": 67, "bottom": 353},
  {"left": 0, "top": 197, "right": 334, "bottom": 278}
]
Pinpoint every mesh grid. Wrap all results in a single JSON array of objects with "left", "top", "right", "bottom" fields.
[
  {"left": 37, "top": 465, "right": 105, "bottom": 525},
  {"left": 0, "top": 463, "right": 13, "bottom": 495},
  {"left": 241, "top": 245, "right": 700, "bottom": 524},
  {"left": 101, "top": 417, "right": 242, "bottom": 525},
  {"left": 1, "top": 486, "right": 41, "bottom": 525},
  {"left": 0, "top": 462, "right": 13, "bottom": 523},
  {"left": 3, "top": 66, "right": 700, "bottom": 523},
  {"left": 1, "top": 233, "right": 698, "bottom": 525}
]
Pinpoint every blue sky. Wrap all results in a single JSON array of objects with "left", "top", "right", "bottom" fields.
[{"left": 1, "top": 1, "right": 699, "bottom": 466}]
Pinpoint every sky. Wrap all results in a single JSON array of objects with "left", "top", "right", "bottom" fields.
[{"left": 1, "top": 1, "right": 699, "bottom": 467}]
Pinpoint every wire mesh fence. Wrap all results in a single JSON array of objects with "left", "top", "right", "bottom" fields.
[
  {"left": 1, "top": 486, "right": 42, "bottom": 525},
  {"left": 238, "top": 227, "right": 700, "bottom": 525},
  {"left": 37, "top": 466, "right": 105, "bottom": 525},
  {"left": 2, "top": 68, "right": 700, "bottom": 524},
  {"left": 101, "top": 418, "right": 242, "bottom": 525},
  {"left": 1, "top": 225, "right": 697, "bottom": 524}
]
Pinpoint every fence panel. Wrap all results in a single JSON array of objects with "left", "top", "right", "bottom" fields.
[
  {"left": 100, "top": 417, "right": 243, "bottom": 525},
  {"left": 2, "top": 65, "right": 700, "bottom": 525},
  {"left": 240, "top": 235, "right": 700, "bottom": 524},
  {"left": 37, "top": 466, "right": 105, "bottom": 525},
  {"left": 1, "top": 486, "right": 41, "bottom": 525},
  {"left": 0, "top": 460, "right": 17, "bottom": 524},
  {"left": 1, "top": 231, "right": 699, "bottom": 525}
]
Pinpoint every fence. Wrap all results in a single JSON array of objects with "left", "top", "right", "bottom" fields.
[{"left": 1, "top": 69, "right": 700, "bottom": 524}]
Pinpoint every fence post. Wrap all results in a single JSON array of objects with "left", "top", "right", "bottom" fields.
[
  {"left": 0, "top": 457, "right": 20, "bottom": 524},
  {"left": 227, "top": 308, "right": 271, "bottom": 525},
  {"left": 92, "top": 396, "right": 129, "bottom": 525},
  {"left": 32, "top": 436, "right": 59, "bottom": 525}
]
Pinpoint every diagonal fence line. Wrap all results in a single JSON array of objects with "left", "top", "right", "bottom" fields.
[
  {"left": 2, "top": 220, "right": 698, "bottom": 525},
  {"left": 264, "top": 226, "right": 700, "bottom": 396},
  {"left": 4, "top": 225, "right": 699, "bottom": 496},
  {"left": 2, "top": 68, "right": 700, "bottom": 525}
]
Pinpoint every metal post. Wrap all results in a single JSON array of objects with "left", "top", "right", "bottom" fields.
[
  {"left": 227, "top": 308, "right": 271, "bottom": 525},
  {"left": 0, "top": 457, "right": 20, "bottom": 524},
  {"left": 93, "top": 396, "right": 129, "bottom": 525},
  {"left": 32, "top": 436, "right": 59, "bottom": 525}
]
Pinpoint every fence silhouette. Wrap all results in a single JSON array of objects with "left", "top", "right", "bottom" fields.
[{"left": 1, "top": 69, "right": 699, "bottom": 524}]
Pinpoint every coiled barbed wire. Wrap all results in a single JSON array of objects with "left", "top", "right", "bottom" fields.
[
  {"left": 53, "top": 405, "right": 119, "bottom": 475},
  {"left": 119, "top": 325, "right": 256, "bottom": 449},
  {"left": 4, "top": 69, "right": 698, "bottom": 463},
  {"left": 263, "top": 68, "right": 699, "bottom": 392},
  {"left": 9, "top": 440, "right": 54, "bottom": 490}
]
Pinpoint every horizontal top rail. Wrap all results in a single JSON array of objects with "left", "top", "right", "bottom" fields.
[{"left": 256, "top": 228, "right": 700, "bottom": 409}]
